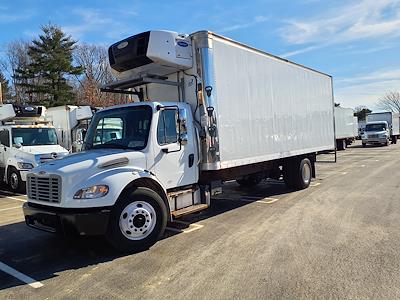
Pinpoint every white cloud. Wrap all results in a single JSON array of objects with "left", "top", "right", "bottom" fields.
[
  {"left": 334, "top": 67, "right": 400, "bottom": 109},
  {"left": 218, "top": 15, "right": 268, "bottom": 33},
  {"left": 62, "top": 7, "right": 138, "bottom": 41},
  {"left": 279, "top": 0, "right": 400, "bottom": 56}
]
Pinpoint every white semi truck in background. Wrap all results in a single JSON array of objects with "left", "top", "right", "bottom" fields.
[
  {"left": 46, "top": 105, "right": 93, "bottom": 152},
  {"left": 363, "top": 112, "right": 400, "bottom": 147},
  {"left": 23, "top": 30, "right": 335, "bottom": 252},
  {"left": 334, "top": 107, "right": 358, "bottom": 150},
  {"left": 0, "top": 104, "right": 69, "bottom": 192}
]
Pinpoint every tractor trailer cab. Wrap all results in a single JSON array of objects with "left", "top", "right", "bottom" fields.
[
  {"left": 23, "top": 30, "right": 335, "bottom": 252},
  {"left": 0, "top": 104, "right": 69, "bottom": 192}
]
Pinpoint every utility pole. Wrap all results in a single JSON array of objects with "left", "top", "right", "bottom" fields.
[{"left": 0, "top": 81, "right": 3, "bottom": 104}]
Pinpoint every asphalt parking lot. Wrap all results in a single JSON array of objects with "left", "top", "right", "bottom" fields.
[{"left": 1, "top": 141, "right": 400, "bottom": 299}]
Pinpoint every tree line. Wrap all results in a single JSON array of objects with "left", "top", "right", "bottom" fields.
[{"left": 0, "top": 24, "right": 128, "bottom": 107}]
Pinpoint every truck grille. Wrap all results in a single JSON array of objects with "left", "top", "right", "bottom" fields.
[
  {"left": 27, "top": 174, "right": 62, "bottom": 203},
  {"left": 368, "top": 134, "right": 378, "bottom": 138}
]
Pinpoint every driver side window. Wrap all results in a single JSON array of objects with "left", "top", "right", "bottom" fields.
[
  {"left": 157, "top": 110, "right": 178, "bottom": 145},
  {"left": 0, "top": 130, "right": 10, "bottom": 147}
]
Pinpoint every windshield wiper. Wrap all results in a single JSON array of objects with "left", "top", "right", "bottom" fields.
[{"left": 91, "top": 143, "right": 131, "bottom": 150}]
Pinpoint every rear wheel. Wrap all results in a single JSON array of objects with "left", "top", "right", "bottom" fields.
[
  {"left": 337, "top": 139, "right": 346, "bottom": 151},
  {"left": 8, "top": 167, "right": 25, "bottom": 193},
  {"left": 392, "top": 136, "right": 397, "bottom": 144},
  {"left": 283, "top": 158, "right": 312, "bottom": 190},
  {"left": 362, "top": 142, "right": 366, "bottom": 147},
  {"left": 106, "top": 187, "right": 167, "bottom": 253}
]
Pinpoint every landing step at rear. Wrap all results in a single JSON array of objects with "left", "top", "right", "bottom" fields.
[{"left": 171, "top": 204, "right": 208, "bottom": 218}]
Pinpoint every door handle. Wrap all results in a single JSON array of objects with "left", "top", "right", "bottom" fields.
[{"left": 188, "top": 154, "right": 194, "bottom": 168}]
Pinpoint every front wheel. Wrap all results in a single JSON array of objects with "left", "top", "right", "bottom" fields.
[
  {"left": 106, "top": 187, "right": 167, "bottom": 253},
  {"left": 8, "top": 167, "right": 25, "bottom": 193}
]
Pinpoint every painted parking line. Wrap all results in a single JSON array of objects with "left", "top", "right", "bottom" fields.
[
  {"left": 361, "top": 165, "right": 366, "bottom": 167},
  {"left": 1, "top": 196, "right": 27, "bottom": 203},
  {"left": 166, "top": 220, "right": 204, "bottom": 234},
  {"left": 0, "top": 262, "right": 43, "bottom": 289},
  {"left": 310, "top": 182, "right": 321, "bottom": 187},
  {"left": 214, "top": 197, "right": 280, "bottom": 204},
  {"left": 0, "top": 206, "right": 21, "bottom": 212}
]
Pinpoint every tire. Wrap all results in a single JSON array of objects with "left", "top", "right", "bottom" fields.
[
  {"left": 236, "top": 176, "right": 262, "bottom": 187},
  {"left": 106, "top": 187, "right": 167, "bottom": 253},
  {"left": 362, "top": 143, "right": 366, "bottom": 148},
  {"left": 283, "top": 158, "right": 312, "bottom": 190},
  {"left": 337, "top": 139, "right": 346, "bottom": 151},
  {"left": 8, "top": 167, "right": 25, "bottom": 193},
  {"left": 392, "top": 136, "right": 397, "bottom": 144},
  {"left": 385, "top": 139, "right": 389, "bottom": 146}
]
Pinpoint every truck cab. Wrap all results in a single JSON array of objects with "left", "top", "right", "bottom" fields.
[
  {"left": 362, "top": 121, "right": 390, "bottom": 147},
  {"left": 0, "top": 104, "right": 69, "bottom": 192}
]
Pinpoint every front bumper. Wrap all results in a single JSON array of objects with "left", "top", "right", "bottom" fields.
[
  {"left": 23, "top": 202, "right": 111, "bottom": 236},
  {"left": 363, "top": 137, "right": 387, "bottom": 144}
]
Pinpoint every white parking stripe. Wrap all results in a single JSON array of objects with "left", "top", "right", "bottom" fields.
[
  {"left": 214, "top": 197, "right": 280, "bottom": 204},
  {"left": 310, "top": 182, "right": 321, "bottom": 187},
  {"left": 3, "top": 196, "right": 27, "bottom": 203},
  {"left": 0, "top": 262, "right": 43, "bottom": 289},
  {"left": 0, "top": 206, "right": 21, "bottom": 212},
  {"left": 166, "top": 221, "right": 204, "bottom": 234}
]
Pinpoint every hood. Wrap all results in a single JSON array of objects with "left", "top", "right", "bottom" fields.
[
  {"left": 20, "top": 145, "right": 69, "bottom": 155},
  {"left": 32, "top": 149, "right": 146, "bottom": 179}
]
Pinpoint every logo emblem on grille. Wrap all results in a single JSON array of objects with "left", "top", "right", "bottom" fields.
[
  {"left": 51, "top": 152, "right": 58, "bottom": 159},
  {"left": 39, "top": 171, "right": 46, "bottom": 175}
]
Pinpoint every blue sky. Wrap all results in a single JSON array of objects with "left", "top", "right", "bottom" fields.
[{"left": 1, "top": 0, "right": 400, "bottom": 109}]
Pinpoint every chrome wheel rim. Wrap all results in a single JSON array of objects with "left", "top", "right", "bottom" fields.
[
  {"left": 119, "top": 201, "right": 157, "bottom": 240},
  {"left": 10, "top": 172, "right": 19, "bottom": 190}
]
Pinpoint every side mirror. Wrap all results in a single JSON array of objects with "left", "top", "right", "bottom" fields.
[
  {"left": 178, "top": 108, "right": 188, "bottom": 135},
  {"left": 15, "top": 143, "right": 22, "bottom": 149},
  {"left": 180, "top": 133, "right": 188, "bottom": 145}
]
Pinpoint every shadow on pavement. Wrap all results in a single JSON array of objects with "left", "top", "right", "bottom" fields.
[{"left": 0, "top": 179, "right": 295, "bottom": 290}]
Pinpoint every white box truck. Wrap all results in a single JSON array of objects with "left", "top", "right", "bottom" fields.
[
  {"left": 363, "top": 112, "right": 400, "bottom": 146},
  {"left": 45, "top": 105, "right": 93, "bottom": 152},
  {"left": 0, "top": 104, "right": 69, "bottom": 192},
  {"left": 334, "top": 107, "right": 358, "bottom": 150},
  {"left": 23, "top": 30, "right": 335, "bottom": 251}
]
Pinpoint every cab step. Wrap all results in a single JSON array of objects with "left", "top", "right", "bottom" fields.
[{"left": 171, "top": 204, "right": 208, "bottom": 218}]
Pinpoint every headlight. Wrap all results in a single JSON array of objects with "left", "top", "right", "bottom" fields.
[
  {"left": 17, "top": 162, "right": 34, "bottom": 169},
  {"left": 73, "top": 185, "right": 109, "bottom": 199}
]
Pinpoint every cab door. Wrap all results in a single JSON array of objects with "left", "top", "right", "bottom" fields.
[
  {"left": 0, "top": 129, "right": 10, "bottom": 178},
  {"left": 150, "top": 105, "right": 198, "bottom": 189}
]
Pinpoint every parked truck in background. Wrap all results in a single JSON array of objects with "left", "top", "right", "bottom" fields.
[
  {"left": 334, "top": 107, "right": 358, "bottom": 150},
  {"left": 0, "top": 104, "right": 69, "bottom": 192},
  {"left": 363, "top": 112, "right": 400, "bottom": 147},
  {"left": 23, "top": 30, "right": 335, "bottom": 251},
  {"left": 45, "top": 105, "right": 93, "bottom": 152}
]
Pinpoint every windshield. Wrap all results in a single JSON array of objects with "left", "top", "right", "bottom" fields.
[
  {"left": 365, "top": 124, "right": 386, "bottom": 132},
  {"left": 84, "top": 105, "right": 152, "bottom": 151},
  {"left": 12, "top": 128, "right": 58, "bottom": 146}
]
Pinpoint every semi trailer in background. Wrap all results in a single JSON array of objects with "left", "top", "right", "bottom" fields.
[
  {"left": 334, "top": 107, "right": 358, "bottom": 150},
  {"left": 24, "top": 30, "right": 335, "bottom": 251},
  {"left": 0, "top": 104, "right": 68, "bottom": 192},
  {"left": 46, "top": 105, "right": 93, "bottom": 152},
  {"left": 363, "top": 112, "right": 400, "bottom": 147}
]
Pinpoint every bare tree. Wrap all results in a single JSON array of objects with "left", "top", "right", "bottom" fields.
[
  {"left": 4, "top": 40, "right": 31, "bottom": 103},
  {"left": 377, "top": 91, "right": 400, "bottom": 113},
  {"left": 73, "top": 43, "right": 129, "bottom": 107}
]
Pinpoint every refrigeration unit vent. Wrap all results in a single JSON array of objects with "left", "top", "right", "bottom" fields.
[{"left": 108, "top": 30, "right": 193, "bottom": 79}]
